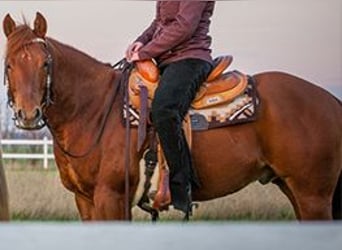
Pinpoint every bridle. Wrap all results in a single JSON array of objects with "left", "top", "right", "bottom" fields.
[{"left": 4, "top": 37, "right": 54, "bottom": 129}]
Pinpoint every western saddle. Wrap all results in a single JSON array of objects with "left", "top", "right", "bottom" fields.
[{"left": 129, "top": 55, "right": 248, "bottom": 110}]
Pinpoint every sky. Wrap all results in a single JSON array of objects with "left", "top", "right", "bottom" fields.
[{"left": 0, "top": 0, "right": 341, "bottom": 107}]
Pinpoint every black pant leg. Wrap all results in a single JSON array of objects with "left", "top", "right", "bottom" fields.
[{"left": 151, "top": 59, "right": 212, "bottom": 212}]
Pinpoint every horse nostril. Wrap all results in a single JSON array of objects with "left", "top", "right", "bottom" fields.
[
  {"left": 17, "top": 109, "right": 26, "bottom": 120},
  {"left": 34, "top": 107, "right": 42, "bottom": 120}
]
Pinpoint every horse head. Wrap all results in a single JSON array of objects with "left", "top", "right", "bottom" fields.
[{"left": 2, "top": 12, "right": 52, "bottom": 130}]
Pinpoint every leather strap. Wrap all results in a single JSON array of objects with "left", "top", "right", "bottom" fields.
[{"left": 137, "top": 84, "right": 149, "bottom": 151}]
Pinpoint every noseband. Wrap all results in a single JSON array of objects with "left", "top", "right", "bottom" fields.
[{"left": 4, "top": 37, "right": 54, "bottom": 129}]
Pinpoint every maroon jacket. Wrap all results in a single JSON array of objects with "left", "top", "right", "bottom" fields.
[{"left": 136, "top": 1, "right": 215, "bottom": 66}]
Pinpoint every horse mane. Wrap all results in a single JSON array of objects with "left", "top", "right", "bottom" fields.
[
  {"left": 6, "top": 22, "right": 110, "bottom": 69},
  {"left": 46, "top": 37, "right": 110, "bottom": 69}
]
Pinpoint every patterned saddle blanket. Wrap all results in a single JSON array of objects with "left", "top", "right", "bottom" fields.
[{"left": 190, "top": 76, "right": 258, "bottom": 131}]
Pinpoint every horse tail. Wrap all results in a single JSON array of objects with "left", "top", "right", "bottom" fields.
[
  {"left": 332, "top": 96, "right": 342, "bottom": 220},
  {"left": 333, "top": 171, "right": 342, "bottom": 220},
  {"left": 333, "top": 96, "right": 342, "bottom": 220},
  {"left": 0, "top": 151, "right": 10, "bottom": 221}
]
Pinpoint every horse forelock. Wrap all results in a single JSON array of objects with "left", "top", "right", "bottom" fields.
[{"left": 6, "top": 24, "right": 37, "bottom": 58}]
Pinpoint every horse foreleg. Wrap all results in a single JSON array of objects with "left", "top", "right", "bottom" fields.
[
  {"left": 93, "top": 185, "right": 129, "bottom": 220},
  {"left": 75, "top": 194, "right": 95, "bottom": 221},
  {"left": 273, "top": 178, "right": 301, "bottom": 219},
  {"left": 295, "top": 195, "right": 332, "bottom": 220}
]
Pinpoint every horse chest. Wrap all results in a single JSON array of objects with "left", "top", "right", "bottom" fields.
[{"left": 57, "top": 160, "right": 94, "bottom": 196}]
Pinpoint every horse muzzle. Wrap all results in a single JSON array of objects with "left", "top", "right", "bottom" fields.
[{"left": 14, "top": 106, "right": 46, "bottom": 130}]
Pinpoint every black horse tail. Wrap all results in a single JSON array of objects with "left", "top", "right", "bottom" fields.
[
  {"left": 331, "top": 91, "right": 342, "bottom": 219},
  {"left": 333, "top": 102, "right": 342, "bottom": 219},
  {"left": 333, "top": 169, "right": 342, "bottom": 220}
]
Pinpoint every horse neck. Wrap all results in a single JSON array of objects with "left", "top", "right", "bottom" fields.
[{"left": 45, "top": 39, "right": 123, "bottom": 141}]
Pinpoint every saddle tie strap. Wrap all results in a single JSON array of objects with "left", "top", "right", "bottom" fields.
[{"left": 137, "top": 84, "right": 149, "bottom": 151}]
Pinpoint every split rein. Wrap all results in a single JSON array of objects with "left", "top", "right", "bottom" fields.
[
  {"left": 50, "top": 59, "right": 132, "bottom": 159},
  {"left": 114, "top": 58, "right": 134, "bottom": 220},
  {"left": 50, "top": 59, "right": 133, "bottom": 159}
]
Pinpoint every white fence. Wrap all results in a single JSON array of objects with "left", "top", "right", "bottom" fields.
[{"left": 1, "top": 137, "right": 54, "bottom": 169}]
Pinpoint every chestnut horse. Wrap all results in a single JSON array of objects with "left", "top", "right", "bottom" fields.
[{"left": 3, "top": 13, "right": 342, "bottom": 220}]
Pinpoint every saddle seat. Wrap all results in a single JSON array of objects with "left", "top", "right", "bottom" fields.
[{"left": 128, "top": 55, "right": 248, "bottom": 110}]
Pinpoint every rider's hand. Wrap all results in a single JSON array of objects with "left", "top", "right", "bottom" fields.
[
  {"left": 125, "top": 41, "right": 143, "bottom": 61},
  {"left": 128, "top": 52, "right": 141, "bottom": 63}
]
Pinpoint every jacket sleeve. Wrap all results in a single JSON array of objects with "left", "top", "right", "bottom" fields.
[
  {"left": 138, "top": 2, "right": 207, "bottom": 60},
  {"left": 135, "top": 3, "right": 160, "bottom": 45},
  {"left": 135, "top": 19, "right": 158, "bottom": 45}
]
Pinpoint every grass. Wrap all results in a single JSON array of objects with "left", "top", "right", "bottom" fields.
[
  {"left": 4, "top": 165, "right": 295, "bottom": 221},
  {"left": 7, "top": 168, "right": 79, "bottom": 221}
]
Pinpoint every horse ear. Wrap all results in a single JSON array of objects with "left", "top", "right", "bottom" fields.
[
  {"left": 3, "top": 14, "right": 16, "bottom": 38},
  {"left": 33, "top": 12, "right": 47, "bottom": 38}
]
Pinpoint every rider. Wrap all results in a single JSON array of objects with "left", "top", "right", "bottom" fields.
[{"left": 125, "top": 1, "right": 215, "bottom": 215}]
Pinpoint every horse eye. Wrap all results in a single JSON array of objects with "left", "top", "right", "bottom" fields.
[
  {"left": 6, "top": 64, "right": 12, "bottom": 71},
  {"left": 43, "top": 61, "right": 49, "bottom": 71}
]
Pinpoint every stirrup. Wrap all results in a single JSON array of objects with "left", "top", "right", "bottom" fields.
[
  {"left": 182, "top": 185, "right": 199, "bottom": 221},
  {"left": 183, "top": 202, "right": 199, "bottom": 221},
  {"left": 148, "top": 190, "right": 171, "bottom": 211}
]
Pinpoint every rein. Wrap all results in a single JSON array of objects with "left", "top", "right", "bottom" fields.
[
  {"left": 50, "top": 63, "right": 126, "bottom": 159},
  {"left": 113, "top": 58, "right": 134, "bottom": 220}
]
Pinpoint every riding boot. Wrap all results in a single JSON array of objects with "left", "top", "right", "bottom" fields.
[{"left": 153, "top": 118, "right": 194, "bottom": 214}]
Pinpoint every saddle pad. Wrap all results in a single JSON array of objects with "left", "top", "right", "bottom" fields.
[
  {"left": 124, "top": 76, "right": 258, "bottom": 130},
  {"left": 123, "top": 104, "right": 140, "bottom": 127},
  {"left": 190, "top": 76, "right": 258, "bottom": 131}
]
